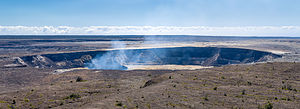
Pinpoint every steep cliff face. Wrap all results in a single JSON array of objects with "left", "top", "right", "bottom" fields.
[
  {"left": 20, "top": 47, "right": 281, "bottom": 69},
  {"left": 122, "top": 47, "right": 280, "bottom": 66},
  {"left": 21, "top": 54, "right": 93, "bottom": 69}
]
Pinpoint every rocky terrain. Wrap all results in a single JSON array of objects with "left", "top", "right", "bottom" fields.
[
  {"left": 9, "top": 47, "right": 279, "bottom": 70},
  {"left": 0, "top": 35, "right": 300, "bottom": 109},
  {"left": 0, "top": 62, "right": 299, "bottom": 109}
]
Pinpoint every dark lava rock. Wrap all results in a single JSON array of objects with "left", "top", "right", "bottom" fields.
[{"left": 141, "top": 80, "right": 156, "bottom": 88}]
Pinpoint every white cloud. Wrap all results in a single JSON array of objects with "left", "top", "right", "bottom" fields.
[{"left": 0, "top": 26, "right": 300, "bottom": 36}]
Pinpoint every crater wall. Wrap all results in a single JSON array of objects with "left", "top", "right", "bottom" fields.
[{"left": 20, "top": 47, "right": 281, "bottom": 69}]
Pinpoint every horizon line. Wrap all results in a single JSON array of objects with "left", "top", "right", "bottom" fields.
[{"left": 1, "top": 26, "right": 300, "bottom": 37}]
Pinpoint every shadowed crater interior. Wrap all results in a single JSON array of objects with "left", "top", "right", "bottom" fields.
[{"left": 20, "top": 47, "right": 281, "bottom": 70}]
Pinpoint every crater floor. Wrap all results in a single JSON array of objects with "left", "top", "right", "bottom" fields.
[{"left": 0, "top": 36, "right": 300, "bottom": 108}]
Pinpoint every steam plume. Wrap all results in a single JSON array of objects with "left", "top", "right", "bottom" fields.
[{"left": 85, "top": 37, "right": 168, "bottom": 70}]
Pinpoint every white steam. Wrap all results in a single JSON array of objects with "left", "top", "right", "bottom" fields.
[
  {"left": 86, "top": 41, "right": 128, "bottom": 70},
  {"left": 85, "top": 37, "right": 168, "bottom": 70}
]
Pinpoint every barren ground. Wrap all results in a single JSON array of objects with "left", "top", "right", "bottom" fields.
[
  {"left": 0, "top": 36, "right": 300, "bottom": 109},
  {"left": 0, "top": 62, "right": 299, "bottom": 109}
]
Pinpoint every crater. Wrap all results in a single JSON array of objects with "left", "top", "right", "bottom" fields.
[{"left": 19, "top": 47, "right": 281, "bottom": 70}]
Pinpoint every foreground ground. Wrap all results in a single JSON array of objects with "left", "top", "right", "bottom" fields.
[{"left": 0, "top": 62, "right": 299, "bottom": 109}]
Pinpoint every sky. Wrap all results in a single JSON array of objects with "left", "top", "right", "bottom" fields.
[{"left": 0, "top": 0, "right": 300, "bottom": 36}]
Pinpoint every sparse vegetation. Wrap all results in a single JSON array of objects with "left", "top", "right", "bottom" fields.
[
  {"left": 115, "top": 101, "right": 123, "bottom": 107},
  {"left": 282, "top": 83, "right": 297, "bottom": 92},
  {"left": 213, "top": 87, "right": 217, "bottom": 90},
  {"left": 280, "top": 97, "right": 291, "bottom": 101},
  {"left": 1, "top": 32, "right": 300, "bottom": 109},
  {"left": 7, "top": 104, "right": 15, "bottom": 109},
  {"left": 107, "top": 84, "right": 112, "bottom": 88},
  {"left": 202, "top": 97, "right": 208, "bottom": 101},
  {"left": 0, "top": 101, "right": 7, "bottom": 104},
  {"left": 146, "top": 103, "right": 151, "bottom": 109},
  {"left": 64, "top": 94, "right": 81, "bottom": 100},
  {"left": 241, "top": 89, "right": 246, "bottom": 95},
  {"left": 264, "top": 102, "right": 273, "bottom": 109},
  {"left": 282, "top": 84, "right": 292, "bottom": 90},
  {"left": 76, "top": 76, "right": 84, "bottom": 82},
  {"left": 24, "top": 98, "right": 29, "bottom": 102},
  {"left": 247, "top": 81, "right": 252, "bottom": 86},
  {"left": 1, "top": 62, "right": 300, "bottom": 108}
]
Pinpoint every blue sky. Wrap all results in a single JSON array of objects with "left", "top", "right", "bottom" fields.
[{"left": 1, "top": 0, "right": 300, "bottom": 26}]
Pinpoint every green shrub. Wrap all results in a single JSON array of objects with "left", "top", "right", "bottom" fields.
[
  {"left": 264, "top": 102, "right": 273, "bottom": 109},
  {"left": 241, "top": 89, "right": 246, "bottom": 95},
  {"left": 280, "top": 97, "right": 291, "bottom": 101},
  {"left": 202, "top": 97, "right": 208, "bottom": 101},
  {"left": 76, "top": 76, "right": 84, "bottom": 82},
  {"left": 64, "top": 94, "right": 81, "bottom": 99},
  {"left": 282, "top": 84, "right": 293, "bottom": 90},
  {"left": 213, "top": 87, "right": 217, "bottom": 90},
  {"left": 115, "top": 101, "right": 123, "bottom": 107},
  {"left": 247, "top": 81, "right": 252, "bottom": 86},
  {"left": 24, "top": 98, "right": 29, "bottom": 102}
]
